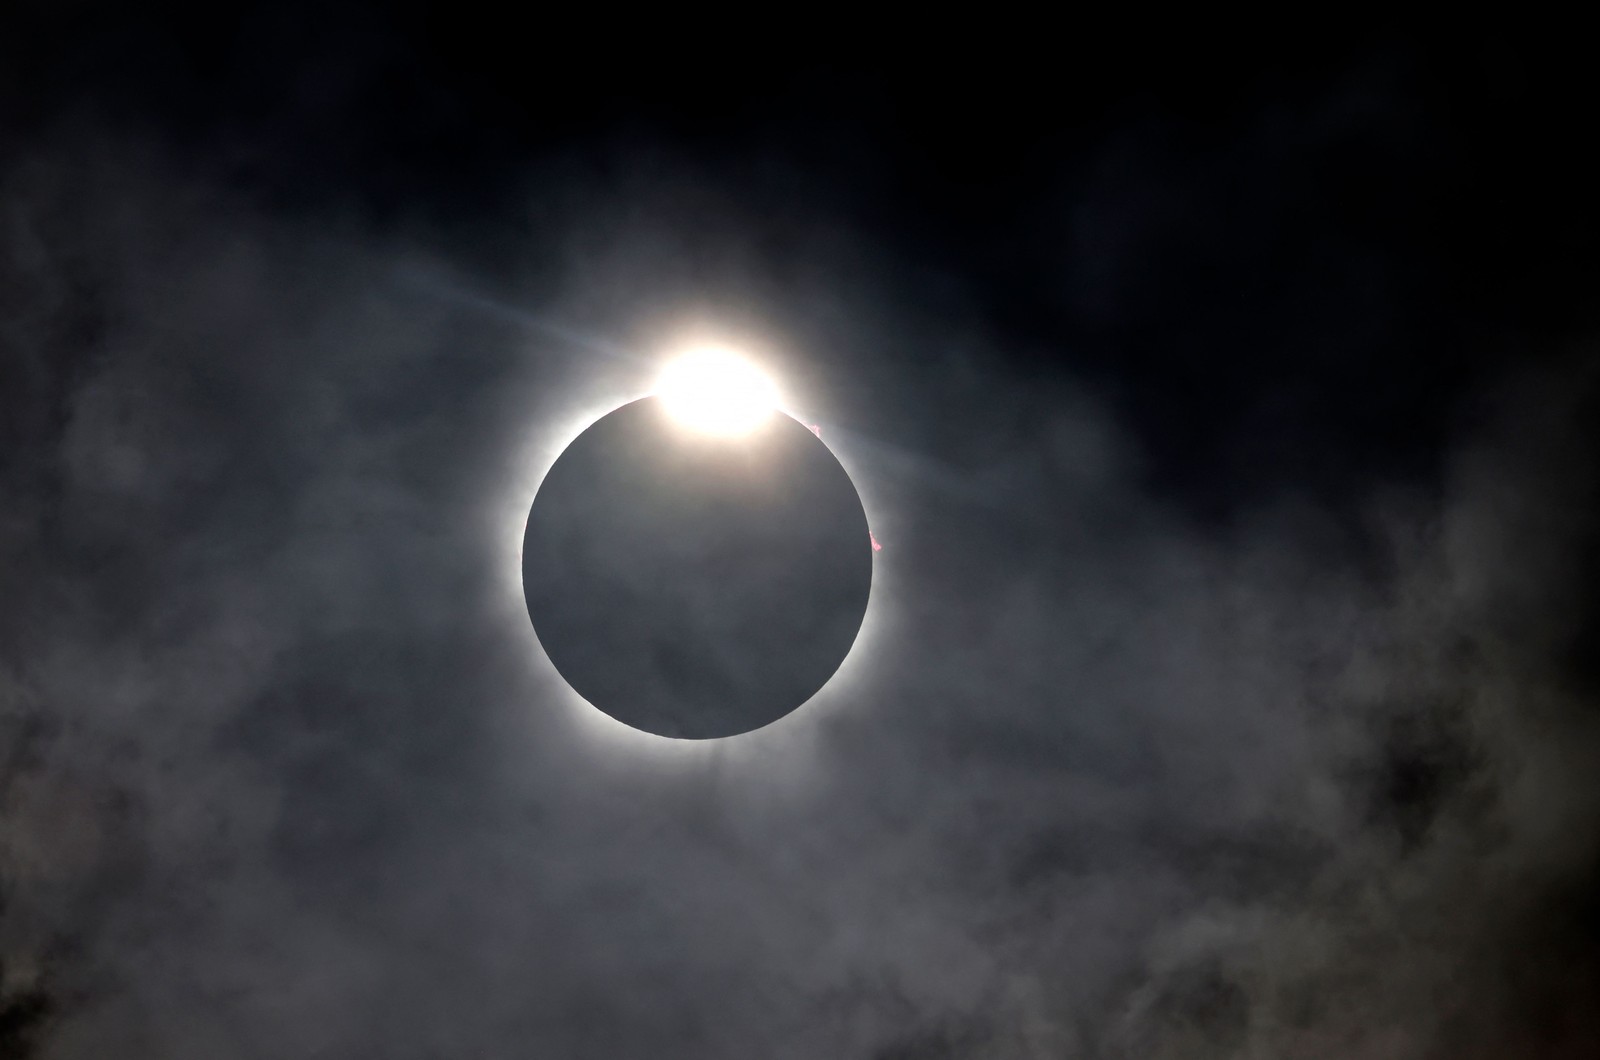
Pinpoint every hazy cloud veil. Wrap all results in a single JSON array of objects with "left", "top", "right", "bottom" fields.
[{"left": 4, "top": 55, "right": 1600, "bottom": 1060}]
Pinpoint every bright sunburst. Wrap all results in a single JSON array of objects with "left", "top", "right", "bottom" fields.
[{"left": 655, "top": 347, "right": 779, "bottom": 435}]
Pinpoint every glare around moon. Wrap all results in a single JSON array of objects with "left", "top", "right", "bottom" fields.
[
  {"left": 522, "top": 396, "right": 872, "bottom": 739},
  {"left": 655, "top": 348, "right": 779, "bottom": 435}
]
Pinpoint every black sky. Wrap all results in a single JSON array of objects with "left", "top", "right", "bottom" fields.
[{"left": 3, "top": 9, "right": 1599, "bottom": 1058}]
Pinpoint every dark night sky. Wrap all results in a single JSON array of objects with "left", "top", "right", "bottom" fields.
[{"left": 3, "top": 9, "right": 1599, "bottom": 1058}]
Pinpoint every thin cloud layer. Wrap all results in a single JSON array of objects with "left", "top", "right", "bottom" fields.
[{"left": 3, "top": 104, "right": 1598, "bottom": 1060}]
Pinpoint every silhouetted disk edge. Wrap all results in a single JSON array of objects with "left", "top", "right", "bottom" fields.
[{"left": 521, "top": 397, "right": 872, "bottom": 738}]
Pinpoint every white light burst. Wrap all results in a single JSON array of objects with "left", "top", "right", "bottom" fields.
[{"left": 655, "top": 348, "right": 779, "bottom": 435}]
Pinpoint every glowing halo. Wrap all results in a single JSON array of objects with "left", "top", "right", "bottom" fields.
[
  {"left": 522, "top": 395, "right": 870, "bottom": 739},
  {"left": 489, "top": 337, "right": 891, "bottom": 762}
]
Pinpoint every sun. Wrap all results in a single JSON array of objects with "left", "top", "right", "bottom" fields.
[{"left": 654, "top": 347, "right": 779, "bottom": 435}]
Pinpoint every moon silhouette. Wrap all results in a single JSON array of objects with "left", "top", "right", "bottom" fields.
[{"left": 522, "top": 396, "right": 873, "bottom": 738}]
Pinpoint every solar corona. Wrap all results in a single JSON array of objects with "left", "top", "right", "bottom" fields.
[{"left": 521, "top": 351, "right": 873, "bottom": 739}]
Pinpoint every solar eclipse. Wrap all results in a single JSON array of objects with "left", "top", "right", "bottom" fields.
[{"left": 521, "top": 355, "right": 874, "bottom": 739}]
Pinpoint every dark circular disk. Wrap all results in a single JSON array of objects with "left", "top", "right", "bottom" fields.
[{"left": 522, "top": 396, "right": 873, "bottom": 739}]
